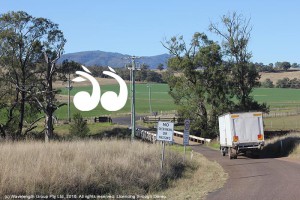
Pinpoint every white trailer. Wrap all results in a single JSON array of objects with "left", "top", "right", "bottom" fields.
[{"left": 218, "top": 112, "right": 265, "bottom": 159}]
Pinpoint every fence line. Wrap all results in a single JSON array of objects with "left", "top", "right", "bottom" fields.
[
  {"left": 263, "top": 111, "right": 300, "bottom": 118},
  {"left": 143, "top": 116, "right": 184, "bottom": 124}
]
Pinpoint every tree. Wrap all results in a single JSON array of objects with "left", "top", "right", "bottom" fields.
[
  {"left": 292, "top": 63, "right": 299, "bottom": 68},
  {"left": 136, "top": 64, "right": 149, "bottom": 81},
  {"left": 0, "top": 11, "right": 66, "bottom": 140},
  {"left": 88, "top": 65, "right": 105, "bottom": 77},
  {"left": 40, "top": 50, "right": 65, "bottom": 142},
  {"left": 281, "top": 62, "right": 291, "bottom": 71},
  {"left": 209, "top": 12, "right": 268, "bottom": 112},
  {"left": 163, "top": 33, "right": 233, "bottom": 138},
  {"left": 0, "top": 11, "right": 46, "bottom": 138},
  {"left": 261, "top": 79, "right": 274, "bottom": 88},
  {"left": 146, "top": 71, "right": 163, "bottom": 83},
  {"left": 275, "top": 61, "right": 291, "bottom": 71},
  {"left": 60, "top": 60, "right": 81, "bottom": 78},
  {"left": 276, "top": 78, "right": 290, "bottom": 88},
  {"left": 157, "top": 63, "right": 164, "bottom": 71}
]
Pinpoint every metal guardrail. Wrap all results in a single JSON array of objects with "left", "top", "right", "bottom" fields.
[
  {"left": 135, "top": 129, "right": 156, "bottom": 143},
  {"left": 173, "top": 131, "right": 211, "bottom": 143},
  {"left": 135, "top": 129, "right": 211, "bottom": 144}
]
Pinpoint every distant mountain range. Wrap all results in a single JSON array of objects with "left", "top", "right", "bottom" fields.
[{"left": 58, "top": 50, "right": 171, "bottom": 69}]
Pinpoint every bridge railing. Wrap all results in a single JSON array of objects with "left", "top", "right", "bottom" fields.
[
  {"left": 135, "top": 129, "right": 156, "bottom": 143},
  {"left": 135, "top": 129, "right": 211, "bottom": 144},
  {"left": 173, "top": 131, "right": 211, "bottom": 144}
]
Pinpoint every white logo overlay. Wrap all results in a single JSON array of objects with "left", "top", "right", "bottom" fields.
[{"left": 72, "top": 65, "right": 128, "bottom": 112}]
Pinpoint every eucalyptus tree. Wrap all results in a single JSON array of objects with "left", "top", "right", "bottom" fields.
[
  {"left": 0, "top": 11, "right": 66, "bottom": 140},
  {"left": 209, "top": 12, "right": 268, "bottom": 112},
  {"left": 163, "top": 33, "right": 233, "bottom": 137}
]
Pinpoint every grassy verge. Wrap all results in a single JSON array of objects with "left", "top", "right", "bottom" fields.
[
  {"left": 0, "top": 140, "right": 190, "bottom": 197},
  {"left": 158, "top": 153, "right": 228, "bottom": 199},
  {"left": 261, "top": 133, "right": 300, "bottom": 158},
  {"left": 205, "top": 140, "right": 220, "bottom": 150}
]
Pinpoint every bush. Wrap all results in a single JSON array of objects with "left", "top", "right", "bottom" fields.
[
  {"left": 261, "top": 78, "right": 274, "bottom": 88},
  {"left": 276, "top": 77, "right": 300, "bottom": 88},
  {"left": 69, "top": 113, "right": 90, "bottom": 137},
  {"left": 276, "top": 78, "right": 290, "bottom": 88}
]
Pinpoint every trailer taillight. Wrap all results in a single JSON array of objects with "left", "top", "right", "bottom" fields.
[
  {"left": 233, "top": 136, "right": 239, "bottom": 142},
  {"left": 258, "top": 134, "right": 264, "bottom": 140}
]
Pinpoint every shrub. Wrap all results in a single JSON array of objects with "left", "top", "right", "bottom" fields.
[
  {"left": 261, "top": 78, "right": 274, "bottom": 88},
  {"left": 276, "top": 78, "right": 290, "bottom": 88},
  {"left": 69, "top": 113, "right": 90, "bottom": 137},
  {"left": 276, "top": 77, "right": 300, "bottom": 88}
]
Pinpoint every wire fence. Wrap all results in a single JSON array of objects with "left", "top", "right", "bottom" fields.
[{"left": 263, "top": 110, "right": 300, "bottom": 118}]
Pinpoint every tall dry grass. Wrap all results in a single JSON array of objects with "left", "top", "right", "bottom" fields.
[
  {"left": 0, "top": 140, "right": 188, "bottom": 196},
  {"left": 261, "top": 133, "right": 300, "bottom": 158}
]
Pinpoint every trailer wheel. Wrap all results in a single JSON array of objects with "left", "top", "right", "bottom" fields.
[
  {"left": 228, "top": 148, "right": 233, "bottom": 159},
  {"left": 233, "top": 149, "right": 238, "bottom": 159},
  {"left": 222, "top": 149, "right": 226, "bottom": 156}
]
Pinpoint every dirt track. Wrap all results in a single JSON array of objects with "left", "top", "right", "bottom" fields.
[{"left": 192, "top": 145, "right": 300, "bottom": 200}]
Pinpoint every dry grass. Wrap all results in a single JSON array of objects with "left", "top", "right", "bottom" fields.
[
  {"left": 260, "top": 70, "right": 300, "bottom": 82},
  {"left": 0, "top": 140, "right": 188, "bottom": 196},
  {"left": 159, "top": 153, "right": 228, "bottom": 200}
]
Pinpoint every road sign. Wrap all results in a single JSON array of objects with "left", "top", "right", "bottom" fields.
[
  {"left": 183, "top": 119, "right": 190, "bottom": 146},
  {"left": 156, "top": 121, "right": 174, "bottom": 142},
  {"left": 184, "top": 119, "right": 190, "bottom": 131}
]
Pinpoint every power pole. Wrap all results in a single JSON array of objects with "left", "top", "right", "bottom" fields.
[
  {"left": 67, "top": 72, "right": 72, "bottom": 122},
  {"left": 147, "top": 84, "right": 152, "bottom": 114},
  {"left": 127, "top": 56, "right": 140, "bottom": 141},
  {"left": 66, "top": 67, "right": 73, "bottom": 122}
]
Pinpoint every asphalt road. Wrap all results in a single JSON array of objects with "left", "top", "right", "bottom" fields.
[{"left": 192, "top": 145, "right": 300, "bottom": 200}]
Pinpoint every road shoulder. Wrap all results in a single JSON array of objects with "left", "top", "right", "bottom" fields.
[{"left": 158, "top": 151, "right": 228, "bottom": 200}]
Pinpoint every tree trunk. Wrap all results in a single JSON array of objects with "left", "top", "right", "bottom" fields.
[
  {"left": 45, "top": 62, "right": 54, "bottom": 142},
  {"left": 17, "top": 74, "right": 26, "bottom": 139},
  {"left": 45, "top": 115, "right": 53, "bottom": 142}
]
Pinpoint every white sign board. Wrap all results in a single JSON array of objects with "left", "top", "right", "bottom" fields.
[
  {"left": 183, "top": 119, "right": 190, "bottom": 146},
  {"left": 156, "top": 121, "right": 174, "bottom": 142}
]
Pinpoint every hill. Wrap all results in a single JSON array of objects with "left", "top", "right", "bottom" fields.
[{"left": 58, "top": 50, "right": 171, "bottom": 69}]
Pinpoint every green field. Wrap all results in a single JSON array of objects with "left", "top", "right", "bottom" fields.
[
  {"left": 252, "top": 88, "right": 300, "bottom": 111},
  {"left": 57, "top": 84, "right": 300, "bottom": 119},
  {"left": 57, "top": 83, "right": 176, "bottom": 119}
]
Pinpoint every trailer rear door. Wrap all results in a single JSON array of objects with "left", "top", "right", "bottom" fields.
[{"left": 232, "top": 114, "right": 261, "bottom": 143}]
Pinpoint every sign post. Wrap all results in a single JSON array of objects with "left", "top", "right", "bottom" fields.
[
  {"left": 183, "top": 119, "right": 190, "bottom": 162},
  {"left": 156, "top": 121, "right": 174, "bottom": 172}
]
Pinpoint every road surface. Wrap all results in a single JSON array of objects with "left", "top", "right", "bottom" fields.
[{"left": 192, "top": 145, "right": 300, "bottom": 200}]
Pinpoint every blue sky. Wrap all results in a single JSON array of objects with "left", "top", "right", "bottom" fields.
[{"left": 1, "top": 0, "right": 300, "bottom": 64}]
